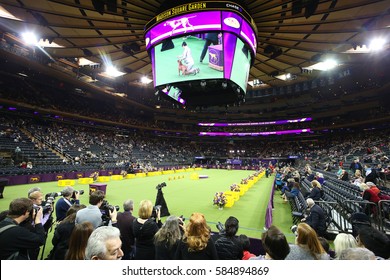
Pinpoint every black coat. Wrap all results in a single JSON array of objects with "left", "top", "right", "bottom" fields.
[
  {"left": 0, "top": 218, "right": 46, "bottom": 260},
  {"left": 307, "top": 187, "right": 323, "bottom": 201},
  {"left": 117, "top": 211, "right": 135, "bottom": 259},
  {"left": 305, "top": 204, "right": 327, "bottom": 236},
  {"left": 133, "top": 218, "right": 161, "bottom": 260},
  {"left": 214, "top": 234, "right": 243, "bottom": 260}
]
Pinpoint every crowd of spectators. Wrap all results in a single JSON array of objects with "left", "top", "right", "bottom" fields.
[{"left": 1, "top": 188, "right": 389, "bottom": 260}]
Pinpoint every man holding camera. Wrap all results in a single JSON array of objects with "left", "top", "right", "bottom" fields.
[
  {"left": 55, "top": 186, "right": 80, "bottom": 222},
  {"left": 75, "top": 190, "right": 117, "bottom": 229},
  {"left": 28, "top": 188, "right": 53, "bottom": 230},
  {"left": 27, "top": 188, "right": 55, "bottom": 259},
  {"left": 0, "top": 198, "right": 46, "bottom": 259}
]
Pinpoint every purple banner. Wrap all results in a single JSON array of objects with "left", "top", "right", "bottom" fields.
[
  {"left": 198, "top": 117, "right": 312, "bottom": 127},
  {"left": 240, "top": 19, "right": 257, "bottom": 54},
  {"left": 199, "top": 128, "right": 311, "bottom": 136}
]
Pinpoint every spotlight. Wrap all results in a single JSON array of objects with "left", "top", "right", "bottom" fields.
[
  {"left": 222, "top": 81, "right": 227, "bottom": 89},
  {"left": 200, "top": 81, "right": 206, "bottom": 87}
]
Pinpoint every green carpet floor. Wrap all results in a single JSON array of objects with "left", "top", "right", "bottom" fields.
[{"left": 0, "top": 169, "right": 296, "bottom": 258}]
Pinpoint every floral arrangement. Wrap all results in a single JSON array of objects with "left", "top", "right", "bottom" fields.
[
  {"left": 241, "top": 178, "right": 248, "bottom": 184},
  {"left": 230, "top": 184, "right": 240, "bottom": 192},
  {"left": 213, "top": 192, "right": 227, "bottom": 208}
]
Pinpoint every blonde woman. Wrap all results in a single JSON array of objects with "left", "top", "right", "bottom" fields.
[
  {"left": 132, "top": 200, "right": 162, "bottom": 260},
  {"left": 175, "top": 212, "right": 218, "bottom": 260},
  {"left": 307, "top": 180, "right": 323, "bottom": 200},
  {"left": 333, "top": 233, "right": 357, "bottom": 259},
  {"left": 285, "top": 223, "right": 330, "bottom": 260}
]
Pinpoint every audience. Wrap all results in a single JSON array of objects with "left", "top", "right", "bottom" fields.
[
  {"left": 305, "top": 180, "right": 324, "bottom": 201},
  {"left": 302, "top": 198, "right": 327, "bottom": 237},
  {"left": 214, "top": 216, "right": 243, "bottom": 260},
  {"left": 154, "top": 215, "right": 183, "bottom": 260},
  {"left": 285, "top": 223, "right": 330, "bottom": 260},
  {"left": 356, "top": 226, "right": 390, "bottom": 259},
  {"left": 239, "top": 234, "right": 256, "bottom": 260},
  {"left": 175, "top": 212, "right": 218, "bottom": 260},
  {"left": 318, "top": 237, "right": 335, "bottom": 259},
  {"left": 333, "top": 233, "right": 358, "bottom": 259},
  {"left": 65, "top": 221, "right": 94, "bottom": 260},
  {"left": 133, "top": 200, "right": 162, "bottom": 260},
  {"left": 85, "top": 226, "right": 123, "bottom": 260},
  {"left": 250, "top": 225, "right": 290, "bottom": 260},
  {"left": 338, "top": 247, "right": 376, "bottom": 260},
  {"left": 116, "top": 199, "right": 136, "bottom": 260}
]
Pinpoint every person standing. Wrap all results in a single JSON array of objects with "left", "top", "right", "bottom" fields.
[
  {"left": 132, "top": 200, "right": 162, "bottom": 260},
  {"left": 55, "top": 186, "right": 80, "bottom": 222},
  {"left": 116, "top": 199, "right": 136, "bottom": 260},
  {"left": 199, "top": 32, "right": 219, "bottom": 63}
]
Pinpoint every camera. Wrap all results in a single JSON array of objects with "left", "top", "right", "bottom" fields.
[
  {"left": 45, "top": 192, "right": 61, "bottom": 201},
  {"left": 291, "top": 225, "right": 298, "bottom": 236},
  {"left": 32, "top": 204, "right": 52, "bottom": 215},
  {"left": 216, "top": 221, "right": 225, "bottom": 233},
  {"left": 156, "top": 182, "right": 167, "bottom": 190},
  {"left": 151, "top": 205, "right": 162, "bottom": 219},
  {"left": 179, "top": 215, "right": 185, "bottom": 225},
  {"left": 71, "top": 189, "right": 84, "bottom": 199},
  {"left": 100, "top": 200, "right": 120, "bottom": 214}
]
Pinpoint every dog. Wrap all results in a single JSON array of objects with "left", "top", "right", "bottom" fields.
[
  {"left": 164, "top": 16, "right": 195, "bottom": 36},
  {"left": 178, "top": 59, "right": 188, "bottom": 76}
]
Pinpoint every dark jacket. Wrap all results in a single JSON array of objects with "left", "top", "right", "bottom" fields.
[
  {"left": 214, "top": 235, "right": 243, "bottom": 260},
  {"left": 117, "top": 211, "right": 135, "bottom": 259},
  {"left": 0, "top": 218, "right": 46, "bottom": 259},
  {"left": 133, "top": 218, "right": 162, "bottom": 260},
  {"left": 307, "top": 187, "right": 323, "bottom": 201},
  {"left": 175, "top": 238, "right": 218, "bottom": 260},
  {"left": 55, "top": 197, "right": 79, "bottom": 222},
  {"left": 47, "top": 221, "right": 75, "bottom": 260},
  {"left": 305, "top": 204, "right": 326, "bottom": 236}
]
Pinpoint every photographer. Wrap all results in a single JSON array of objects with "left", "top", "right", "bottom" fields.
[
  {"left": 55, "top": 186, "right": 80, "bottom": 222},
  {"left": 133, "top": 199, "right": 162, "bottom": 260},
  {"left": 27, "top": 188, "right": 55, "bottom": 259},
  {"left": 154, "top": 215, "right": 184, "bottom": 260},
  {"left": 76, "top": 190, "right": 118, "bottom": 229},
  {"left": 28, "top": 188, "right": 53, "bottom": 230},
  {"left": 0, "top": 198, "right": 46, "bottom": 259}
]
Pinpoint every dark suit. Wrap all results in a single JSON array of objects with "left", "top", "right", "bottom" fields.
[
  {"left": 305, "top": 204, "right": 326, "bottom": 236},
  {"left": 117, "top": 211, "right": 135, "bottom": 260},
  {"left": 200, "top": 32, "right": 219, "bottom": 62}
]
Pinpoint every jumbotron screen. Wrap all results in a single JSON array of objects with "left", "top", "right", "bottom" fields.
[{"left": 144, "top": 2, "right": 257, "bottom": 106}]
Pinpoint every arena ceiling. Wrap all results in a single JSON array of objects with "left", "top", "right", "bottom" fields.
[{"left": 0, "top": 0, "right": 389, "bottom": 93}]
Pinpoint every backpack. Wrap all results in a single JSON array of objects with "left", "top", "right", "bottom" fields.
[{"left": 0, "top": 224, "right": 21, "bottom": 260}]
